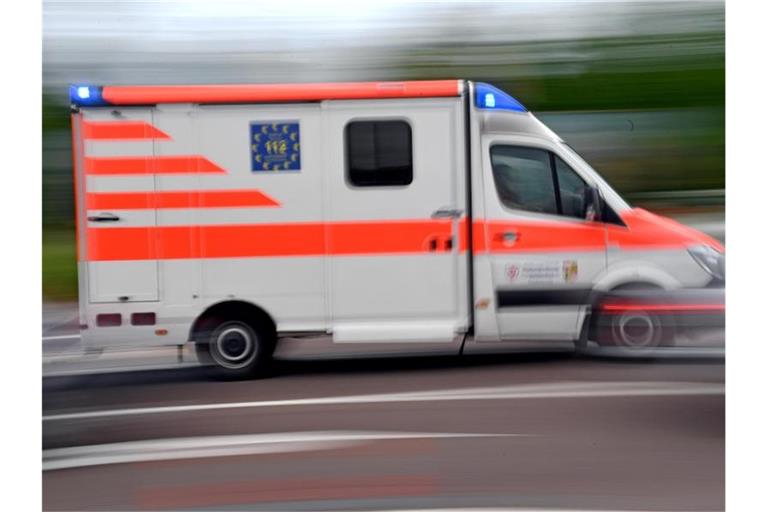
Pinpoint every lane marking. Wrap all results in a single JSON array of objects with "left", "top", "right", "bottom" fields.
[
  {"left": 42, "top": 334, "right": 81, "bottom": 342},
  {"left": 43, "top": 430, "right": 514, "bottom": 471},
  {"left": 43, "top": 381, "right": 724, "bottom": 422}
]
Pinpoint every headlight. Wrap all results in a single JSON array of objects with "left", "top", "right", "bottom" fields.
[{"left": 688, "top": 244, "right": 725, "bottom": 280}]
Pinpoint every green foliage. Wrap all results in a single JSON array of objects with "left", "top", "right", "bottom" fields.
[{"left": 43, "top": 229, "right": 77, "bottom": 301}]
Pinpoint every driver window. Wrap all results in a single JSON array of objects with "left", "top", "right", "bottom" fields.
[
  {"left": 554, "top": 156, "right": 588, "bottom": 218},
  {"left": 489, "top": 146, "right": 558, "bottom": 215}
]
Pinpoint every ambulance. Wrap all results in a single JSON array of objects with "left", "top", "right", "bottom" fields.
[{"left": 69, "top": 79, "right": 725, "bottom": 378}]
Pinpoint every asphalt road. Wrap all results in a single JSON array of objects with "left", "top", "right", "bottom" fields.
[{"left": 42, "top": 354, "right": 724, "bottom": 511}]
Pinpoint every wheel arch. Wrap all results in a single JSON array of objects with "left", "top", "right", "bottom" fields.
[
  {"left": 189, "top": 299, "right": 277, "bottom": 345},
  {"left": 592, "top": 263, "right": 681, "bottom": 292}
]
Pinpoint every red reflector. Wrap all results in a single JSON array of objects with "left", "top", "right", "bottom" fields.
[
  {"left": 96, "top": 314, "right": 121, "bottom": 327},
  {"left": 131, "top": 312, "right": 156, "bottom": 326}
]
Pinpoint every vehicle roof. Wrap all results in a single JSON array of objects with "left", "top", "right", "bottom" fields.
[{"left": 70, "top": 80, "right": 465, "bottom": 107}]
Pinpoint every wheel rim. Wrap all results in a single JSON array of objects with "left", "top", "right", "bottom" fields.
[
  {"left": 211, "top": 323, "right": 258, "bottom": 369},
  {"left": 612, "top": 311, "right": 660, "bottom": 348}
]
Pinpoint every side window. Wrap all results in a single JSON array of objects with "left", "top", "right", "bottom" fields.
[
  {"left": 554, "top": 156, "right": 588, "bottom": 218},
  {"left": 489, "top": 146, "right": 558, "bottom": 215},
  {"left": 346, "top": 120, "right": 413, "bottom": 187}
]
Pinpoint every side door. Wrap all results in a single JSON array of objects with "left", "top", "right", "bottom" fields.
[
  {"left": 323, "top": 98, "right": 468, "bottom": 343},
  {"left": 480, "top": 140, "right": 607, "bottom": 341},
  {"left": 81, "top": 107, "right": 159, "bottom": 303}
]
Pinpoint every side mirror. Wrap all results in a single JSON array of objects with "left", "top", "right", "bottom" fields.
[{"left": 583, "top": 187, "right": 602, "bottom": 222}]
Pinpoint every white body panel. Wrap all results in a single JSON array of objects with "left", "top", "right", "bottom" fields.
[
  {"left": 72, "top": 81, "right": 719, "bottom": 357},
  {"left": 75, "top": 96, "right": 470, "bottom": 351},
  {"left": 322, "top": 98, "right": 468, "bottom": 342}
]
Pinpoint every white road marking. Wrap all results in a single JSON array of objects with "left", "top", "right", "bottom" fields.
[
  {"left": 43, "top": 380, "right": 723, "bottom": 422},
  {"left": 42, "top": 334, "right": 81, "bottom": 342},
  {"left": 43, "top": 430, "right": 515, "bottom": 471}
]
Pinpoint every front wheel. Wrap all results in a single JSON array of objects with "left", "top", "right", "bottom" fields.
[
  {"left": 195, "top": 319, "right": 270, "bottom": 379},
  {"left": 592, "top": 308, "right": 675, "bottom": 351}
]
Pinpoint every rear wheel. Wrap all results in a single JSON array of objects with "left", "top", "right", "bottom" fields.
[{"left": 195, "top": 319, "right": 272, "bottom": 379}]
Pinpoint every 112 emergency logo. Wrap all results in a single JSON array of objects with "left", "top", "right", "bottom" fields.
[{"left": 250, "top": 121, "right": 301, "bottom": 172}]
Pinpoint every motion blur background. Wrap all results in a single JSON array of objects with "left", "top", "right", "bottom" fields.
[
  {"left": 39, "top": 3, "right": 728, "bottom": 510},
  {"left": 42, "top": 0, "right": 725, "bottom": 301}
]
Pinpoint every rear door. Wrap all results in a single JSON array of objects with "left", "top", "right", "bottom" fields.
[
  {"left": 323, "top": 98, "right": 468, "bottom": 343},
  {"left": 80, "top": 107, "right": 160, "bottom": 303},
  {"left": 480, "top": 139, "right": 607, "bottom": 341}
]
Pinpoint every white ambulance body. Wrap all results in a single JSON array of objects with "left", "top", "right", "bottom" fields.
[{"left": 69, "top": 80, "right": 724, "bottom": 377}]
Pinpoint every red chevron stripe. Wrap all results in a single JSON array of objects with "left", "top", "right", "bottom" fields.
[
  {"left": 82, "top": 120, "right": 171, "bottom": 140},
  {"left": 84, "top": 156, "right": 226, "bottom": 175},
  {"left": 86, "top": 190, "right": 280, "bottom": 209}
]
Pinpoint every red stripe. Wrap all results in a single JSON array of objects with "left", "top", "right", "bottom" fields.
[
  {"left": 85, "top": 216, "right": 704, "bottom": 262},
  {"left": 329, "top": 219, "right": 452, "bottom": 255},
  {"left": 483, "top": 219, "right": 607, "bottom": 253},
  {"left": 84, "top": 156, "right": 226, "bottom": 175},
  {"left": 86, "top": 220, "right": 453, "bottom": 261},
  {"left": 102, "top": 80, "right": 461, "bottom": 105},
  {"left": 600, "top": 303, "right": 725, "bottom": 313},
  {"left": 82, "top": 120, "right": 170, "bottom": 140},
  {"left": 86, "top": 190, "right": 279, "bottom": 210}
]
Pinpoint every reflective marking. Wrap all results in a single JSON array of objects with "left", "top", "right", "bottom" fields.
[
  {"left": 43, "top": 381, "right": 724, "bottom": 422},
  {"left": 101, "top": 80, "right": 463, "bottom": 105},
  {"left": 84, "top": 155, "right": 226, "bottom": 175},
  {"left": 86, "top": 189, "right": 280, "bottom": 210},
  {"left": 43, "top": 430, "right": 512, "bottom": 471},
  {"left": 82, "top": 120, "right": 171, "bottom": 140},
  {"left": 600, "top": 303, "right": 725, "bottom": 313}
]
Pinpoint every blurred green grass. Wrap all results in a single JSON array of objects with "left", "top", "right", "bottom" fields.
[{"left": 43, "top": 229, "right": 77, "bottom": 301}]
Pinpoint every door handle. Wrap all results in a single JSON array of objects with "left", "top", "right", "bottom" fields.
[
  {"left": 431, "top": 207, "right": 463, "bottom": 219},
  {"left": 88, "top": 212, "right": 121, "bottom": 222},
  {"left": 494, "top": 231, "right": 519, "bottom": 246}
]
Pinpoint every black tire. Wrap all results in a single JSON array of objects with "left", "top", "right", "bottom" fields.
[
  {"left": 590, "top": 284, "right": 676, "bottom": 353},
  {"left": 592, "top": 307, "right": 676, "bottom": 352},
  {"left": 195, "top": 319, "right": 272, "bottom": 380}
]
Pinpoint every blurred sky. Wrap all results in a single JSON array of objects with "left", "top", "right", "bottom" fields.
[{"left": 43, "top": 0, "right": 724, "bottom": 88}]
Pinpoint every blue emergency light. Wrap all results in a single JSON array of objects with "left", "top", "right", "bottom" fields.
[
  {"left": 474, "top": 82, "right": 527, "bottom": 113},
  {"left": 69, "top": 85, "right": 108, "bottom": 107}
]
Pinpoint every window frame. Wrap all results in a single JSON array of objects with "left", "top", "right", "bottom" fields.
[
  {"left": 344, "top": 118, "right": 414, "bottom": 189},
  {"left": 489, "top": 143, "right": 590, "bottom": 220}
]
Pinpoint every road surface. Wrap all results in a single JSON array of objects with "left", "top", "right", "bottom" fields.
[
  {"left": 43, "top": 355, "right": 724, "bottom": 511},
  {"left": 42, "top": 211, "right": 725, "bottom": 510}
]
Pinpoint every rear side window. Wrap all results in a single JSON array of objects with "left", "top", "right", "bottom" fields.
[
  {"left": 346, "top": 120, "right": 413, "bottom": 187},
  {"left": 489, "top": 146, "right": 558, "bottom": 215}
]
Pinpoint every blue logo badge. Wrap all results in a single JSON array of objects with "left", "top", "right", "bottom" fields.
[{"left": 250, "top": 121, "right": 301, "bottom": 172}]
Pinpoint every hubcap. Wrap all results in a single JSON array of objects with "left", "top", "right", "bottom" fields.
[
  {"left": 215, "top": 326, "right": 254, "bottom": 363},
  {"left": 615, "top": 312, "right": 657, "bottom": 347}
]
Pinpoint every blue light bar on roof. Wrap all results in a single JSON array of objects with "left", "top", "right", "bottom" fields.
[
  {"left": 69, "top": 85, "right": 108, "bottom": 107},
  {"left": 474, "top": 82, "right": 527, "bottom": 113}
]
